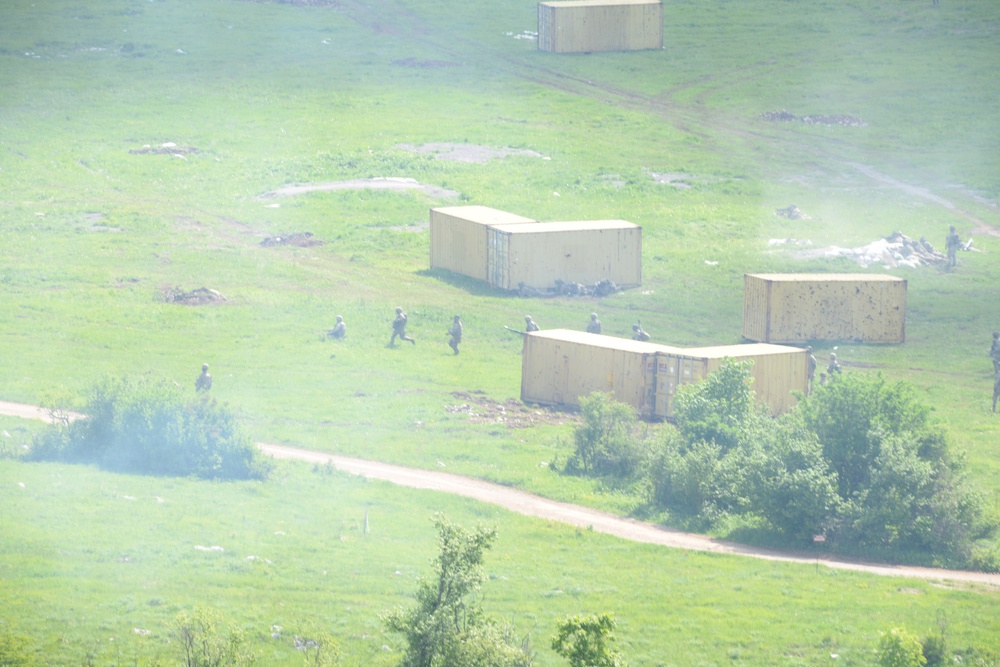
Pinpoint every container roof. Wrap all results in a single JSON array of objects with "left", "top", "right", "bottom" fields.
[
  {"left": 491, "top": 220, "right": 639, "bottom": 234},
  {"left": 745, "top": 273, "right": 905, "bottom": 283},
  {"left": 431, "top": 205, "right": 535, "bottom": 225},
  {"left": 530, "top": 330, "right": 803, "bottom": 358}
]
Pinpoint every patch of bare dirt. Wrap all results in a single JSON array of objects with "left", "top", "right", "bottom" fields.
[
  {"left": 260, "top": 232, "right": 324, "bottom": 248},
  {"left": 161, "top": 286, "right": 227, "bottom": 305},
  {"left": 257, "top": 177, "right": 459, "bottom": 200},
  {"left": 129, "top": 142, "right": 199, "bottom": 156},
  {"left": 395, "top": 142, "right": 546, "bottom": 164},
  {"left": 392, "top": 57, "right": 461, "bottom": 69},
  {"left": 447, "top": 390, "right": 574, "bottom": 428}
]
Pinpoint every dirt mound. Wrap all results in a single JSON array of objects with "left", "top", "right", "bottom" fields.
[
  {"left": 447, "top": 390, "right": 573, "bottom": 428},
  {"left": 761, "top": 110, "right": 866, "bottom": 127},
  {"left": 260, "top": 232, "right": 324, "bottom": 248},
  {"left": 129, "top": 142, "right": 199, "bottom": 156},
  {"left": 395, "top": 143, "right": 546, "bottom": 164},
  {"left": 161, "top": 286, "right": 227, "bottom": 305}
]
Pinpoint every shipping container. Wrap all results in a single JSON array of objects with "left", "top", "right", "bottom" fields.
[
  {"left": 743, "top": 273, "right": 907, "bottom": 343},
  {"left": 521, "top": 330, "right": 807, "bottom": 419},
  {"left": 538, "top": 0, "right": 663, "bottom": 53},
  {"left": 429, "top": 206, "right": 536, "bottom": 282},
  {"left": 487, "top": 220, "right": 641, "bottom": 291}
]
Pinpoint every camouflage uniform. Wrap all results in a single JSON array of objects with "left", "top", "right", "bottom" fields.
[
  {"left": 632, "top": 323, "right": 650, "bottom": 341},
  {"left": 946, "top": 226, "right": 961, "bottom": 269},
  {"left": 586, "top": 313, "right": 602, "bottom": 334},
  {"left": 827, "top": 353, "right": 842, "bottom": 376},
  {"left": 195, "top": 364, "right": 212, "bottom": 392},
  {"left": 329, "top": 315, "right": 346, "bottom": 339},
  {"left": 391, "top": 307, "right": 415, "bottom": 346},
  {"left": 524, "top": 316, "right": 540, "bottom": 333},
  {"left": 448, "top": 315, "right": 463, "bottom": 355}
]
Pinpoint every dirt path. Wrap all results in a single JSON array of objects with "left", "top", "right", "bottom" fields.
[{"left": 4, "top": 399, "right": 997, "bottom": 587}]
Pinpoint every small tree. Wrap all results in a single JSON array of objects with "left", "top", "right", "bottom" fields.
[
  {"left": 876, "top": 627, "right": 927, "bottom": 667},
  {"left": 383, "top": 515, "right": 531, "bottom": 667},
  {"left": 551, "top": 614, "right": 626, "bottom": 667},
  {"left": 170, "top": 608, "right": 258, "bottom": 667}
]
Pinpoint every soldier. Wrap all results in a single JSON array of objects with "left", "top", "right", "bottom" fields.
[
  {"left": 328, "top": 315, "right": 346, "bottom": 339},
  {"left": 632, "top": 322, "right": 650, "bottom": 341},
  {"left": 586, "top": 312, "right": 602, "bottom": 334},
  {"left": 390, "top": 306, "right": 415, "bottom": 346},
  {"left": 524, "top": 315, "right": 540, "bottom": 332},
  {"left": 946, "top": 225, "right": 961, "bottom": 269},
  {"left": 447, "top": 315, "right": 463, "bottom": 355},
  {"left": 806, "top": 346, "right": 818, "bottom": 392},
  {"left": 195, "top": 363, "right": 212, "bottom": 392},
  {"left": 827, "top": 352, "right": 842, "bottom": 376}
]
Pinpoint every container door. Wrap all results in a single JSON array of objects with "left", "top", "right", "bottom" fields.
[{"left": 487, "top": 229, "right": 510, "bottom": 290}]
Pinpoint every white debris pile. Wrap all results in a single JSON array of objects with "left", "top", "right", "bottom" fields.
[{"left": 792, "top": 231, "right": 956, "bottom": 269}]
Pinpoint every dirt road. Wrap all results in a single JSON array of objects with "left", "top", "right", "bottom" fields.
[{"left": 4, "top": 400, "right": 997, "bottom": 587}]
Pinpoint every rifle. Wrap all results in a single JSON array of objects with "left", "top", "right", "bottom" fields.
[{"left": 504, "top": 325, "right": 526, "bottom": 336}]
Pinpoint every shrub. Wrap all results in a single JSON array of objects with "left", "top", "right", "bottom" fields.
[
  {"left": 30, "top": 375, "right": 271, "bottom": 481},
  {"left": 566, "top": 393, "right": 648, "bottom": 478},
  {"left": 876, "top": 627, "right": 926, "bottom": 667}
]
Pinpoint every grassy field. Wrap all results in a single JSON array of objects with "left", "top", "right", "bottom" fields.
[{"left": 2, "top": 0, "right": 1000, "bottom": 663}]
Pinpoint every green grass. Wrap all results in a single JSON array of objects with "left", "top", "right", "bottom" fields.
[
  {"left": 2, "top": 0, "right": 1000, "bottom": 663},
  {"left": 3, "top": 459, "right": 999, "bottom": 667}
]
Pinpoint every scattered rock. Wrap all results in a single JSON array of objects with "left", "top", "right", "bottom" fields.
[
  {"left": 789, "top": 231, "right": 971, "bottom": 269},
  {"left": 162, "top": 287, "right": 227, "bottom": 305},
  {"left": 260, "top": 232, "right": 324, "bottom": 248},
  {"left": 760, "top": 110, "right": 866, "bottom": 127},
  {"left": 129, "top": 142, "right": 199, "bottom": 156},
  {"left": 447, "top": 391, "right": 572, "bottom": 428},
  {"left": 395, "top": 142, "right": 545, "bottom": 164},
  {"left": 775, "top": 204, "right": 812, "bottom": 220}
]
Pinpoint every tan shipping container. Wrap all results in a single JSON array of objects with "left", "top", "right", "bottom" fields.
[
  {"left": 538, "top": 0, "right": 663, "bottom": 54},
  {"left": 521, "top": 330, "right": 807, "bottom": 418},
  {"left": 429, "top": 206, "right": 536, "bottom": 282},
  {"left": 487, "top": 220, "right": 641, "bottom": 291},
  {"left": 743, "top": 273, "right": 907, "bottom": 344}
]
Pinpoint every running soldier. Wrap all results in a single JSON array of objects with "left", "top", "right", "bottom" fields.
[{"left": 390, "top": 307, "right": 415, "bottom": 346}]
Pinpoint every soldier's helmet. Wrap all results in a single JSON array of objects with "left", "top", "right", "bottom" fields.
[
  {"left": 830, "top": 353, "right": 837, "bottom": 359},
  {"left": 590, "top": 313, "right": 598, "bottom": 320},
  {"left": 632, "top": 324, "right": 640, "bottom": 331},
  {"left": 994, "top": 331, "right": 1000, "bottom": 339},
  {"left": 950, "top": 225, "right": 956, "bottom": 232},
  {"left": 806, "top": 346, "right": 812, "bottom": 352},
  {"left": 202, "top": 363, "right": 209, "bottom": 371},
  {"left": 395, "top": 307, "right": 403, "bottom": 314},
  {"left": 525, "top": 315, "right": 532, "bottom": 322},
  {"left": 454, "top": 315, "right": 460, "bottom": 320},
  {"left": 336, "top": 315, "right": 343, "bottom": 322}
]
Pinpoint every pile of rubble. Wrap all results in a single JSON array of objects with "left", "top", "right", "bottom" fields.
[
  {"left": 517, "top": 278, "right": 619, "bottom": 298},
  {"left": 792, "top": 231, "right": 967, "bottom": 269},
  {"left": 162, "top": 287, "right": 226, "bottom": 305},
  {"left": 259, "top": 232, "right": 323, "bottom": 248}
]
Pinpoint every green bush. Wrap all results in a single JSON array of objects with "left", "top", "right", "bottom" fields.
[
  {"left": 30, "top": 375, "right": 271, "bottom": 481},
  {"left": 876, "top": 627, "right": 926, "bottom": 667},
  {"left": 566, "top": 393, "right": 649, "bottom": 478},
  {"left": 0, "top": 628, "right": 36, "bottom": 667}
]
